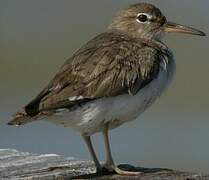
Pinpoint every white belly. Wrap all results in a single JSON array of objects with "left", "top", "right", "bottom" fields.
[{"left": 48, "top": 60, "right": 175, "bottom": 136}]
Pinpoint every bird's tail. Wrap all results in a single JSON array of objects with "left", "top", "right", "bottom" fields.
[{"left": 8, "top": 109, "right": 35, "bottom": 126}]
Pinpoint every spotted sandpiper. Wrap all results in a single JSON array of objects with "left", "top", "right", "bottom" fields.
[{"left": 8, "top": 2, "right": 205, "bottom": 176}]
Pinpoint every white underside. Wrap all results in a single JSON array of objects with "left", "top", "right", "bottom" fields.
[{"left": 48, "top": 60, "right": 175, "bottom": 136}]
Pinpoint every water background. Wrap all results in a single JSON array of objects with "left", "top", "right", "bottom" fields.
[{"left": 0, "top": 0, "right": 209, "bottom": 173}]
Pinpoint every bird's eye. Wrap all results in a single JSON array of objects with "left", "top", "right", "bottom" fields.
[{"left": 137, "top": 14, "right": 148, "bottom": 23}]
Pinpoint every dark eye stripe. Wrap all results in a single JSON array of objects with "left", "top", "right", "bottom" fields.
[{"left": 149, "top": 18, "right": 155, "bottom": 22}]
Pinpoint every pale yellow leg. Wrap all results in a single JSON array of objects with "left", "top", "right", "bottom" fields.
[
  {"left": 102, "top": 124, "right": 142, "bottom": 176},
  {"left": 82, "top": 135, "right": 102, "bottom": 172}
]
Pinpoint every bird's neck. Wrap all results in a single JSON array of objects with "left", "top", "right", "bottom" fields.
[
  {"left": 143, "top": 37, "right": 173, "bottom": 58},
  {"left": 106, "top": 29, "right": 173, "bottom": 59}
]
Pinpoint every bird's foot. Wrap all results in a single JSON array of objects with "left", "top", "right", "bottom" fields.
[{"left": 99, "top": 163, "right": 142, "bottom": 176}]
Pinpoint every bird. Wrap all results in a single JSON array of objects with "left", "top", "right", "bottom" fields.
[{"left": 8, "top": 2, "right": 205, "bottom": 176}]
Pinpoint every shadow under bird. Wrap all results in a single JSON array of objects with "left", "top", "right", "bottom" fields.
[{"left": 8, "top": 2, "right": 205, "bottom": 176}]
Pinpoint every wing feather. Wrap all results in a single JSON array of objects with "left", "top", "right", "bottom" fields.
[{"left": 25, "top": 32, "right": 161, "bottom": 116}]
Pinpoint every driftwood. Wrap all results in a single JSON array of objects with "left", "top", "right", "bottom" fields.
[{"left": 0, "top": 149, "right": 208, "bottom": 180}]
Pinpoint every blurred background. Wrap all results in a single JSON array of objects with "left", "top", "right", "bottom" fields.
[{"left": 0, "top": 0, "right": 208, "bottom": 173}]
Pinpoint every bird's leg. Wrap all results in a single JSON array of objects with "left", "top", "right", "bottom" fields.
[
  {"left": 82, "top": 135, "right": 102, "bottom": 173},
  {"left": 102, "top": 124, "right": 114, "bottom": 169},
  {"left": 102, "top": 123, "right": 142, "bottom": 176}
]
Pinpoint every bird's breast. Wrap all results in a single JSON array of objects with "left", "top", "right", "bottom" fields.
[{"left": 104, "top": 55, "right": 176, "bottom": 127}]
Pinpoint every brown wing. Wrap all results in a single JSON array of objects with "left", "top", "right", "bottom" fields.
[{"left": 25, "top": 32, "right": 160, "bottom": 116}]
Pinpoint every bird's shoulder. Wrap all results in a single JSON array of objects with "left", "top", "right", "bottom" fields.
[{"left": 25, "top": 31, "right": 163, "bottom": 116}]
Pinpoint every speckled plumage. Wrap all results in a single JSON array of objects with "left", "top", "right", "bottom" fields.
[
  {"left": 8, "top": 2, "right": 205, "bottom": 175},
  {"left": 9, "top": 30, "right": 174, "bottom": 128},
  {"left": 9, "top": 3, "right": 175, "bottom": 127}
]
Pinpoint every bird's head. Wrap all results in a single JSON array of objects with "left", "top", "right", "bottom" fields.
[{"left": 108, "top": 3, "right": 206, "bottom": 40}]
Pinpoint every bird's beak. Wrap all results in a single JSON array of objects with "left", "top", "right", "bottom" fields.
[{"left": 163, "top": 21, "right": 206, "bottom": 36}]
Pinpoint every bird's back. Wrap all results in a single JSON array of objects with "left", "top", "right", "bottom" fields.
[{"left": 8, "top": 31, "right": 174, "bottom": 126}]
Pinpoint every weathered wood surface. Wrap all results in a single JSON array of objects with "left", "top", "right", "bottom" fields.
[{"left": 0, "top": 149, "right": 208, "bottom": 180}]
